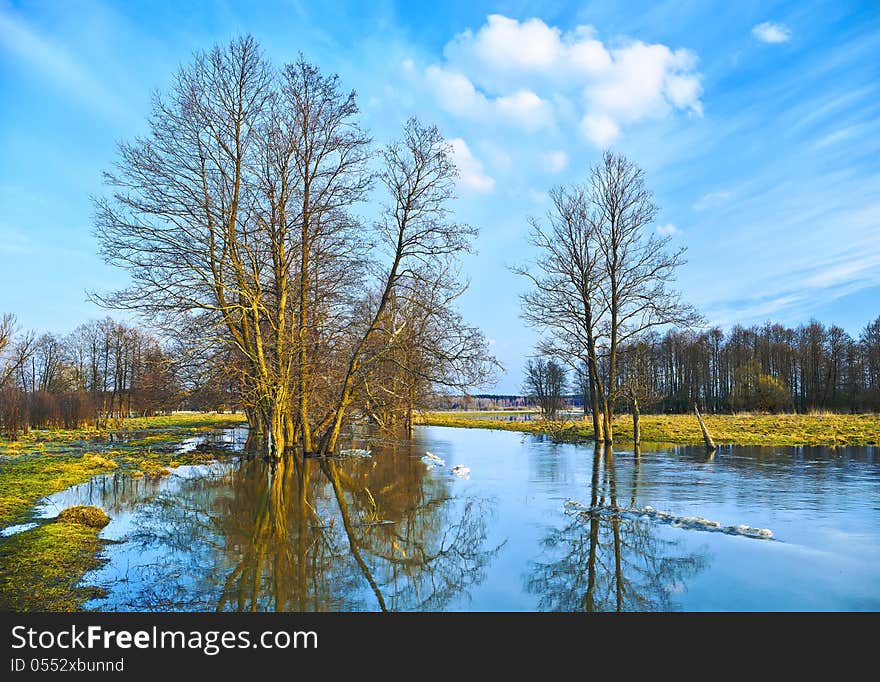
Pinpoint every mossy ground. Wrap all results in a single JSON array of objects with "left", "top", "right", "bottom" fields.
[
  {"left": 418, "top": 411, "right": 880, "bottom": 447},
  {"left": 0, "top": 520, "right": 108, "bottom": 611},
  {"left": 0, "top": 412, "right": 247, "bottom": 528},
  {"left": 57, "top": 505, "right": 110, "bottom": 528},
  {"left": 0, "top": 412, "right": 247, "bottom": 612}
]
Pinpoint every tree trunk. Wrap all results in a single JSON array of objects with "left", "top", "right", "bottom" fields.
[
  {"left": 632, "top": 394, "right": 640, "bottom": 446},
  {"left": 266, "top": 389, "right": 290, "bottom": 459},
  {"left": 694, "top": 403, "right": 716, "bottom": 451},
  {"left": 405, "top": 397, "right": 414, "bottom": 438},
  {"left": 588, "top": 362, "right": 603, "bottom": 442},
  {"left": 602, "top": 395, "right": 613, "bottom": 444},
  {"left": 298, "top": 185, "right": 313, "bottom": 454}
]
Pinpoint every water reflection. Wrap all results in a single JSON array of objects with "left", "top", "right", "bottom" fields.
[
  {"left": 29, "top": 425, "right": 880, "bottom": 611},
  {"left": 84, "top": 440, "right": 500, "bottom": 611},
  {"left": 526, "top": 445, "right": 708, "bottom": 612}
]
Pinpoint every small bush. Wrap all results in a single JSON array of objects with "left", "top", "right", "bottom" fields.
[{"left": 57, "top": 505, "right": 110, "bottom": 529}]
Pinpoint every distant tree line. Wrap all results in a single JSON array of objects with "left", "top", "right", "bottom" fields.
[
  {"left": 514, "top": 315, "right": 880, "bottom": 418},
  {"left": 0, "top": 314, "right": 236, "bottom": 439},
  {"left": 610, "top": 317, "right": 880, "bottom": 414}
]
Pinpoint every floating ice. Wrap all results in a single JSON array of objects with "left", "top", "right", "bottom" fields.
[
  {"left": 1, "top": 522, "right": 38, "bottom": 537},
  {"left": 564, "top": 501, "right": 775, "bottom": 540},
  {"left": 422, "top": 451, "right": 445, "bottom": 467},
  {"left": 339, "top": 448, "right": 372, "bottom": 458}
]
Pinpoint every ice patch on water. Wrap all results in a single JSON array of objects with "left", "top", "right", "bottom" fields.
[
  {"left": 564, "top": 500, "right": 775, "bottom": 540},
  {"left": 339, "top": 448, "right": 372, "bottom": 458},
  {"left": 1, "top": 522, "right": 38, "bottom": 537},
  {"left": 451, "top": 464, "right": 470, "bottom": 478},
  {"left": 422, "top": 451, "right": 445, "bottom": 467}
]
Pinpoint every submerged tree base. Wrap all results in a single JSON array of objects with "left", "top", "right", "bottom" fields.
[{"left": 418, "top": 411, "right": 880, "bottom": 447}]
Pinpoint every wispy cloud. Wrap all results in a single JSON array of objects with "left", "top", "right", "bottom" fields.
[
  {"left": 695, "top": 206, "right": 880, "bottom": 328},
  {"left": 812, "top": 124, "right": 865, "bottom": 150},
  {"left": 693, "top": 191, "right": 732, "bottom": 210},
  {"left": 0, "top": 9, "right": 130, "bottom": 121},
  {"left": 752, "top": 22, "right": 791, "bottom": 44}
]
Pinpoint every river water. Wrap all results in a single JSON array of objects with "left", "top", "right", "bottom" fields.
[{"left": 32, "top": 425, "right": 880, "bottom": 611}]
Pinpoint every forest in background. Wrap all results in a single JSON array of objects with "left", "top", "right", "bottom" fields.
[
  {"left": 2, "top": 312, "right": 879, "bottom": 441},
  {"left": 0, "top": 314, "right": 235, "bottom": 438}
]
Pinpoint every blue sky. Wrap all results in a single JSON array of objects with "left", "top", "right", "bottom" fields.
[{"left": 1, "top": 0, "right": 878, "bottom": 393}]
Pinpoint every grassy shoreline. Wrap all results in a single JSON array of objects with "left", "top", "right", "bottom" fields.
[
  {"left": 0, "top": 411, "right": 247, "bottom": 528},
  {"left": 0, "top": 520, "right": 108, "bottom": 611},
  {"left": 1, "top": 409, "right": 877, "bottom": 611},
  {"left": 418, "top": 411, "right": 880, "bottom": 447},
  {"left": 0, "top": 412, "right": 247, "bottom": 611}
]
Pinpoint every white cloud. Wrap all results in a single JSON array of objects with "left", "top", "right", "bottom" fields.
[
  {"left": 449, "top": 138, "right": 495, "bottom": 193},
  {"left": 588, "top": 42, "right": 702, "bottom": 123},
  {"left": 495, "top": 90, "right": 553, "bottom": 130},
  {"left": 752, "top": 22, "right": 791, "bottom": 44},
  {"left": 581, "top": 113, "right": 620, "bottom": 146},
  {"left": 656, "top": 223, "right": 679, "bottom": 237},
  {"left": 542, "top": 150, "right": 568, "bottom": 173},
  {"left": 447, "top": 15, "right": 563, "bottom": 72},
  {"left": 425, "top": 66, "right": 553, "bottom": 130},
  {"left": 425, "top": 66, "right": 490, "bottom": 119},
  {"left": 425, "top": 15, "right": 703, "bottom": 145}
]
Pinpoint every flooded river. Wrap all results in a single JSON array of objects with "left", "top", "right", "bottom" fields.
[{"left": 25, "top": 425, "right": 880, "bottom": 611}]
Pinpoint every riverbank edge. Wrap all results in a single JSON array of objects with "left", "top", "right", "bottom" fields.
[
  {"left": 0, "top": 520, "right": 109, "bottom": 611},
  {"left": 0, "top": 413, "right": 247, "bottom": 611},
  {"left": 417, "top": 411, "right": 880, "bottom": 447}
]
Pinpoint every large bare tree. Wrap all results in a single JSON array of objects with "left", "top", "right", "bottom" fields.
[{"left": 94, "top": 36, "right": 491, "bottom": 455}]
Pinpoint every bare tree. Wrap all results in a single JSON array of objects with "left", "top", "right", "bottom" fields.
[
  {"left": 523, "top": 355, "right": 567, "bottom": 421},
  {"left": 356, "top": 267, "right": 497, "bottom": 436},
  {"left": 279, "top": 56, "right": 373, "bottom": 452},
  {"left": 617, "top": 336, "right": 663, "bottom": 445},
  {"left": 316, "top": 119, "right": 483, "bottom": 455},
  {"left": 93, "top": 36, "right": 295, "bottom": 446},
  {"left": 518, "top": 151, "right": 699, "bottom": 443},
  {"left": 93, "top": 36, "right": 489, "bottom": 456},
  {"left": 0, "top": 314, "right": 22, "bottom": 388},
  {"left": 590, "top": 151, "right": 700, "bottom": 442},
  {"left": 514, "top": 184, "right": 606, "bottom": 440}
]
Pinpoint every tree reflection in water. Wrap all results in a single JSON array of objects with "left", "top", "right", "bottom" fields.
[
  {"left": 526, "top": 445, "right": 708, "bottom": 612},
  {"left": 95, "top": 442, "right": 500, "bottom": 611}
]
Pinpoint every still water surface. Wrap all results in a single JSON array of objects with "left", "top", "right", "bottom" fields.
[{"left": 36, "top": 425, "right": 880, "bottom": 611}]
